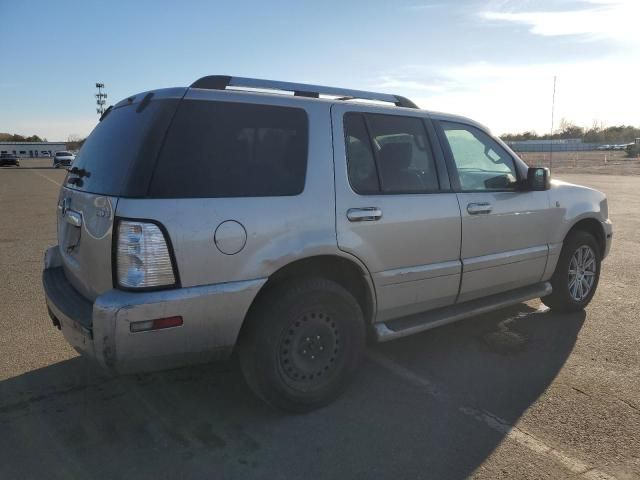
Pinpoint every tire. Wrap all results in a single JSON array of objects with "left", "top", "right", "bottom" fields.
[
  {"left": 238, "top": 277, "right": 365, "bottom": 413},
  {"left": 542, "top": 230, "right": 601, "bottom": 312}
]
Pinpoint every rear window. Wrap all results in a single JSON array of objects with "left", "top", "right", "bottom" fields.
[
  {"left": 64, "top": 99, "right": 179, "bottom": 196},
  {"left": 148, "top": 100, "right": 308, "bottom": 198},
  {"left": 56, "top": 151, "right": 72, "bottom": 157}
]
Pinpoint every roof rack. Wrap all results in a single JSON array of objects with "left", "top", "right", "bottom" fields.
[{"left": 189, "top": 75, "right": 419, "bottom": 109}]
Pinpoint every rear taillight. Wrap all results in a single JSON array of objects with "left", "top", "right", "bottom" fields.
[{"left": 116, "top": 220, "right": 176, "bottom": 289}]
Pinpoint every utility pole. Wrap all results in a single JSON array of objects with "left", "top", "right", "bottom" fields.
[
  {"left": 95, "top": 83, "right": 107, "bottom": 116},
  {"left": 549, "top": 76, "right": 556, "bottom": 169}
]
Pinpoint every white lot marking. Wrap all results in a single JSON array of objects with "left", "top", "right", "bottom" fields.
[
  {"left": 31, "top": 169, "right": 62, "bottom": 187},
  {"left": 368, "top": 307, "right": 617, "bottom": 480}
]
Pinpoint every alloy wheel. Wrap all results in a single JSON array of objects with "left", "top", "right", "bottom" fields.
[{"left": 568, "top": 245, "right": 596, "bottom": 302}]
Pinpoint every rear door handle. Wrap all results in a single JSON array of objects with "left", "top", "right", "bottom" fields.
[
  {"left": 347, "top": 207, "right": 382, "bottom": 222},
  {"left": 467, "top": 203, "right": 493, "bottom": 215}
]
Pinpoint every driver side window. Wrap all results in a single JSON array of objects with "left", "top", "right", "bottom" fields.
[{"left": 441, "top": 121, "right": 517, "bottom": 191}]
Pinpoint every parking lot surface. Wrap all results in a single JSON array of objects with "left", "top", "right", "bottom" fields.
[{"left": 1, "top": 160, "right": 638, "bottom": 479}]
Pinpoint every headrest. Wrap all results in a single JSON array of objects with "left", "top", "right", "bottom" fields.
[{"left": 379, "top": 142, "right": 412, "bottom": 169}]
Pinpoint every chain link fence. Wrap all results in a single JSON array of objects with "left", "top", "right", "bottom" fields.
[{"left": 510, "top": 149, "right": 640, "bottom": 175}]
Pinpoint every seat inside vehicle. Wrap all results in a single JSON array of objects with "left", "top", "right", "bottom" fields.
[{"left": 379, "top": 142, "right": 423, "bottom": 192}]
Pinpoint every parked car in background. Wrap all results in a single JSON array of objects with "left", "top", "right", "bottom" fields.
[
  {"left": 0, "top": 153, "right": 20, "bottom": 167},
  {"left": 43, "top": 75, "right": 613, "bottom": 412},
  {"left": 41, "top": 151, "right": 51, "bottom": 157},
  {"left": 596, "top": 145, "right": 611, "bottom": 150},
  {"left": 53, "top": 151, "right": 75, "bottom": 168}
]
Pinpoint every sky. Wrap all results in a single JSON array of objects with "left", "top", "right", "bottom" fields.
[{"left": 1, "top": 0, "right": 638, "bottom": 140}]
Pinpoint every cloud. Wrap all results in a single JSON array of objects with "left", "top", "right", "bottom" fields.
[
  {"left": 480, "top": 0, "right": 640, "bottom": 44},
  {"left": 369, "top": 58, "right": 640, "bottom": 135},
  {"left": 404, "top": 3, "right": 444, "bottom": 10},
  {"left": 373, "top": 76, "right": 449, "bottom": 93},
  {"left": 375, "top": 1, "right": 640, "bottom": 133}
]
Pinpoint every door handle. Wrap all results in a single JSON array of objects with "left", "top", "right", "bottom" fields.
[
  {"left": 347, "top": 207, "right": 382, "bottom": 222},
  {"left": 467, "top": 202, "right": 493, "bottom": 215},
  {"left": 64, "top": 209, "right": 82, "bottom": 227}
]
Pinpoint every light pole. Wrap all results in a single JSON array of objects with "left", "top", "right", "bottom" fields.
[
  {"left": 95, "top": 83, "right": 107, "bottom": 116},
  {"left": 549, "top": 76, "right": 556, "bottom": 169}
]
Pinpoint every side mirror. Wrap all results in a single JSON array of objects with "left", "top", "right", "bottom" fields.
[{"left": 526, "top": 167, "right": 550, "bottom": 191}]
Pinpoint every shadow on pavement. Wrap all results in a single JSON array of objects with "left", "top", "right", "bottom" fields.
[
  {"left": 0, "top": 304, "right": 585, "bottom": 479},
  {"left": 0, "top": 166, "right": 60, "bottom": 170}
]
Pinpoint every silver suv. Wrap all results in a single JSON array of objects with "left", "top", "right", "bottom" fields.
[{"left": 43, "top": 75, "right": 612, "bottom": 412}]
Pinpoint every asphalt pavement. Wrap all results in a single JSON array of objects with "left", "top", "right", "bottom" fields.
[{"left": 0, "top": 160, "right": 638, "bottom": 479}]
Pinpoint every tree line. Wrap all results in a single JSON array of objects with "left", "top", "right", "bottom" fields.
[
  {"left": 0, "top": 133, "right": 47, "bottom": 142},
  {"left": 66, "top": 135, "right": 86, "bottom": 152},
  {"left": 501, "top": 120, "right": 640, "bottom": 144}
]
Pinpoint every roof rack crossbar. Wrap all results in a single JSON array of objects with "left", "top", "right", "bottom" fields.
[{"left": 190, "top": 75, "right": 418, "bottom": 108}]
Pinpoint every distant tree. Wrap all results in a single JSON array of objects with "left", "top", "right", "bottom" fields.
[
  {"left": 501, "top": 131, "right": 538, "bottom": 141},
  {"left": 552, "top": 118, "right": 584, "bottom": 139},
  {"left": 66, "top": 134, "right": 86, "bottom": 151},
  {"left": 501, "top": 123, "right": 640, "bottom": 145},
  {"left": 0, "top": 133, "right": 44, "bottom": 142},
  {"left": 584, "top": 121, "right": 604, "bottom": 143}
]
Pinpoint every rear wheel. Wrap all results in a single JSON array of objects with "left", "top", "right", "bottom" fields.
[
  {"left": 542, "top": 230, "right": 601, "bottom": 312},
  {"left": 238, "top": 277, "right": 365, "bottom": 413}
]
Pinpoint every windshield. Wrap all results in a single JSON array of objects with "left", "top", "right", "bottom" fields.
[
  {"left": 56, "top": 151, "right": 72, "bottom": 157},
  {"left": 64, "top": 98, "right": 179, "bottom": 196}
]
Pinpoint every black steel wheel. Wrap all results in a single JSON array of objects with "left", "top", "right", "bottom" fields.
[
  {"left": 238, "top": 277, "right": 365, "bottom": 413},
  {"left": 278, "top": 309, "right": 343, "bottom": 390}
]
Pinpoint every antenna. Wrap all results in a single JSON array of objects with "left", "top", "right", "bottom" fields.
[
  {"left": 95, "top": 82, "right": 108, "bottom": 116},
  {"left": 549, "top": 76, "right": 556, "bottom": 169}
]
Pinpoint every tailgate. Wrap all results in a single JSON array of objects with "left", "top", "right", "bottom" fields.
[
  {"left": 57, "top": 187, "right": 117, "bottom": 301},
  {"left": 54, "top": 88, "right": 185, "bottom": 301}
]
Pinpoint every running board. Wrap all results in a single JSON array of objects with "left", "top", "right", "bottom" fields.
[{"left": 374, "top": 282, "right": 552, "bottom": 342}]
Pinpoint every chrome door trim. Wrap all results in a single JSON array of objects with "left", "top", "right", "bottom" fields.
[
  {"left": 376, "top": 260, "right": 461, "bottom": 286},
  {"left": 463, "top": 244, "right": 548, "bottom": 273}
]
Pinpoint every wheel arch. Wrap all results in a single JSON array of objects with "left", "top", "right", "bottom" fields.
[
  {"left": 565, "top": 217, "right": 606, "bottom": 257},
  {"left": 238, "top": 254, "right": 377, "bottom": 341}
]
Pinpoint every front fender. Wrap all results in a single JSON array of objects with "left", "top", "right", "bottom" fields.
[{"left": 547, "top": 179, "right": 608, "bottom": 245}]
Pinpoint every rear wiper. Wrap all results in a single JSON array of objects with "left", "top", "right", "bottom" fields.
[
  {"left": 66, "top": 168, "right": 90, "bottom": 187},
  {"left": 67, "top": 177, "right": 84, "bottom": 187},
  {"left": 68, "top": 167, "right": 91, "bottom": 178}
]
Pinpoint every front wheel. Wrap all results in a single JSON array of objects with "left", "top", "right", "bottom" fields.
[
  {"left": 238, "top": 277, "right": 365, "bottom": 413},
  {"left": 542, "top": 230, "right": 601, "bottom": 312}
]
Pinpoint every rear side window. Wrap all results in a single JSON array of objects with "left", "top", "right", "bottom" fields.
[
  {"left": 65, "top": 99, "right": 179, "bottom": 196},
  {"left": 149, "top": 100, "right": 308, "bottom": 198},
  {"left": 343, "top": 112, "right": 439, "bottom": 194},
  {"left": 344, "top": 114, "right": 379, "bottom": 194}
]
